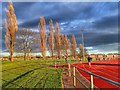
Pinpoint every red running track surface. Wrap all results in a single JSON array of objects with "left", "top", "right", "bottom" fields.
[{"left": 73, "top": 59, "right": 120, "bottom": 90}]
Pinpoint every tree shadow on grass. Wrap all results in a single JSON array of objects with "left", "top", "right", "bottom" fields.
[{"left": 2, "top": 68, "right": 40, "bottom": 88}]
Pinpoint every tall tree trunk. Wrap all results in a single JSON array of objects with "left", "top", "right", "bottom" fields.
[
  {"left": 42, "top": 51, "right": 46, "bottom": 60},
  {"left": 66, "top": 50, "right": 68, "bottom": 59},
  {"left": 10, "top": 41, "right": 14, "bottom": 61},
  {"left": 24, "top": 52, "right": 26, "bottom": 60},
  {"left": 24, "top": 51, "right": 26, "bottom": 60},
  {"left": 24, "top": 44, "right": 26, "bottom": 60},
  {"left": 10, "top": 50, "right": 13, "bottom": 61},
  {"left": 58, "top": 51, "right": 60, "bottom": 59},
  {"left": 52, "top": 50, "right": 54, "bottom": 59},
  {"left": 28, "top": 48, "right": 31, "bottom": 60}
]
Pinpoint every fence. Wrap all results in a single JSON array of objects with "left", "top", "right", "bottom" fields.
[{"left": 67, "top": 63, "right": 120, "bottom": 89}]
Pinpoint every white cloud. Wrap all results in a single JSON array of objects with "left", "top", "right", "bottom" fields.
[
  {"left": 86, "top": 46, "right": 93, "bottom": 50},
  {"left": 86, "top": 43, "right": 118, "bottom": 54},
  {"left": 92, "top": 43, "right": 118, "bottom": 54},
  {"left": 17, "top": 20, "right": 23, "bottom": 25},
  {"left": 0, "top": 52, "right": 9, "bottom": 57},
  {"left": 60, "top": 22, "right": 66, "bottom": 25}
]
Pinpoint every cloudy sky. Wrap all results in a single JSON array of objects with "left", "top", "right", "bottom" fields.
[{"left": 1, "top": 2, "right": 119, "bottom": 55}]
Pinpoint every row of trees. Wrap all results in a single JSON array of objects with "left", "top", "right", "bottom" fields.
[
  {"left": 37, "top": 17, "right": 75, "bottom": 60},
  {"left": 5, "top": 2, "right": 87, "bottom": 61}
]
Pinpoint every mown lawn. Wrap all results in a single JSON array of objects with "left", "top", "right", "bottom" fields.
[
  {"left": 2, "top": 60, "right": 64, "bottom": 88},
  {"left": 1, "top": 57, "right": 88, "bottom": 89}
]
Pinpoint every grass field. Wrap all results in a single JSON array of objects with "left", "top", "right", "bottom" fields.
[
  {"left": 1, "top": 57, "right": 90, "bottom": 89},
  {"left": 2, "top": 59, "right": 65, "bottom": 88}
]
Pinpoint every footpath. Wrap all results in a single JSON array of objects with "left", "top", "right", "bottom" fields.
[{"left": 62, "top": 67, "right": 98, "bottom": 90}]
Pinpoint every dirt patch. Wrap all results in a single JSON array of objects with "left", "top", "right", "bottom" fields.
[{"left": 62, "top": 68, "right": 75, "bottom": 89}]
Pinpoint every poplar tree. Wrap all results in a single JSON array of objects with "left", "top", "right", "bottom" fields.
[
  {"left": 79, "top": 44, "right": 88, "bottom": 59},
  {"left": 48, "top": 19, "right": 54, "bottom": 59},
  {"left": 56, "top": 22, "right": 61, "bottom": 59},
  {"left": 5, "top": 1, "right": 18, "bottom": 61},
  {"left": 61, "top": 34, "right": 65, "bottom": 56},
  {"left": 72, "top": 34, "right": 77, "bottom": 59},
  {"left": 65, "top": 35, "right": 70, "bottom": 59},
  {"left": 38, "top": 16, "right": 47, "bottom": 59}
]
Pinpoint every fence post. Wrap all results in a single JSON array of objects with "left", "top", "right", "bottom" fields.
[
  {"left": 68, "top": 63, "right": 71, "bottom": 77},
  {"left": 73, "top": 67, "right": 76, "bottom": 86},
  {"left": 90, "top": 75, "right": 94, "bottom": 90}
]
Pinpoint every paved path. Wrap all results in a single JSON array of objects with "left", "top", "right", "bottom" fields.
[
  {"left": 62, "top": 68, "right": 98, "bottom": 89},
  {"left": 62, "top": 68, "right": 75, "bottom": 89}
]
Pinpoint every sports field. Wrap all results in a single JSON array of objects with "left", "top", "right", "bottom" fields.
[
  {"left": 1, "top": 59, "right": 120, "bottom": 89},
  {"left": 1, "top": 60, "right": 63, "bottom": 88}
]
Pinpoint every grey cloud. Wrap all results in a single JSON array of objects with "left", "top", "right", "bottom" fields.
[
  {"left": 2, "top": 2, "right": 118, "bottom": 53},
  {"left": 18, "top": 2, "right": 95, "bottom": 28},
  {"left": 92, "top": 15, "right": 118, "bottom": 30},
  {"left": 67, "top": 32, "right": 118, "bottom": 47}
]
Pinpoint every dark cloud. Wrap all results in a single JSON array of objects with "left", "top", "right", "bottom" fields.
[
  {"left": 2, "top": 2, "right": 118, "bottom": 53},
  {"left": 92, "top": 15, "right": 118, "bottom": 30},
  {"left": 18, "top": 18, "right": 39, "bottom": 28},
  {"left": 1, "top": 27, "right": 6, "bottom": 51},
  {"left": 2, "top": 2, "right": 37, "bottom": 22},
  {"left": 19, "top": 2, "right": 95, "bottom": 28},
  {"left": 88, "top": 33, "right": 118, "bottom": 46},
  {"left": 67, "top": 32, "right": 118, "bottom": 47}
]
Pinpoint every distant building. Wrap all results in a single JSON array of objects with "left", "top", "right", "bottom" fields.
[
  {"left": 90, "top": 54, "right": 104, "bottom": 60},
  {"left": 90, "top": 54, "right": 96, "bottom": 58},
  {"left": 90, "top": 53, "right": 120, "bottom": 60},
  {"left": 0, "top": 57, "right": 2, "bottom": 60},
  {"left": 107, "top": 54, "right": 120, "bottom": 60},
  {"left": 96, "top": 54, "right": 104, "bottom": 60}
]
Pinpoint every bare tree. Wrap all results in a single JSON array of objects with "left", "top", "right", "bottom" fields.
[
  {"left": 55, "top": 22, "right": 61, "bottom": 59},
  {"left": 38, "top": 16, "right": 47, "bottom": 59},
  {"left": 72, "top": 34, "right": 77, "bottom": 59},
  {"left": 5, "top": 1, "right": 18, "bottom": 61},
  {"left": 48, "top": 19, "right": 55, "bottom": 59},
  {"left": 15, "top": 28, "right": 35, "bottom": 60},
  {"left": 61, "top": 34, "right": 70, "bottom": 59}
]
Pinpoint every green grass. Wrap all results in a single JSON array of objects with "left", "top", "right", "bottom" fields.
[
  {"left": 1, "top": 57, "right": 92, "bottom": 89},
  {"left": 2, "top": 59, "right": 63, "bottom": 88}
]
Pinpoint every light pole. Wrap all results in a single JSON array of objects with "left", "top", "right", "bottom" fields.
[{"left": 81, "top": 29, "right": 85, "bottom": 62}]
